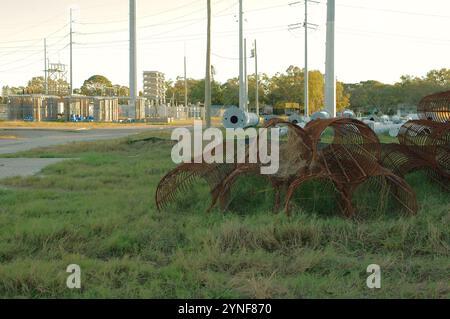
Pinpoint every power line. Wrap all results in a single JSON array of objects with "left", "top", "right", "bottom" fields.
[
  {"left": 0, "top": 33, "right": 70, "bottom": 65},
  {"left": 336, "top": 27, "right": 450, "bottom": 45},
  {"left": 76, "top": 24, "right": 289, "bottom": 48},
  {"left": 0, "top": 22, "right": 69, "bottom": 48},
  {"left": 0, "top": 11, "right": 66, "bottom": 37},
  {"left": 0, "top": 57, "right": 43, "bottom": 73},
  {"left": 313, "top": 1, "right": 450, "bottom": 19},
  {"left": 77, "top": 0, "right": 233, "bottom": 37},
  {"left": 0, "top": 35, "right": 66, "bottom": 45},
  {"left": 76, "top": 0, "right": 204, "bottom": 25}
]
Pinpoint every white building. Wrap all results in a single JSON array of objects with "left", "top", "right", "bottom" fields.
[{"left": 143, "top": 71, "right": 166, "bottom": 106}]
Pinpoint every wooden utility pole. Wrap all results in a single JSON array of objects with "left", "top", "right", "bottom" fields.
[
  {"left": 184, "top": 55, "right": 188, "bottom": 107},
  {"left": 44, "top": 39, "right": 48, "bottom": 95},
  {"left": 205, "top": 0, "right": 212, "bottom": 128},
  {"left": 253, "top": 40, "right": 259, "bottom": 116}
]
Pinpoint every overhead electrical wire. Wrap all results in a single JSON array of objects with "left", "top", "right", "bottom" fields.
[
  {"left": 314, "top": 0, "right": 450, "bottom": 19},
  {"left": 76, "top": 0, "right": 204, "bottom": 25},
  {"left": 77, "top": 0, "right": 231, "bottom": 37},
  {"left": 0, "top": 24, "right": 70, "bottom": 69},
  {"left": 1, "top": 0, "right": 449, "bottom": 75}
]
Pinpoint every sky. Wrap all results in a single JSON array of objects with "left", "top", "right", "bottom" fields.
[{"left": 0, "top": 0, "right": 449, "bottom": 92}]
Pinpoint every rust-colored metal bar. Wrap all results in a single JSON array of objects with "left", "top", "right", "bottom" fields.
[{"left": 417, "top": 90, "right": 450, "bottom": 123}]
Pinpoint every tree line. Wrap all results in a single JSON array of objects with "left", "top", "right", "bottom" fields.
[
  {"left": 2, "top": 67, "right": 449, "bottom": 115},
  {"left": 167, "top": 66, "right": 349, "bottom": 114},
  {"left": 345, "top": 69, "right": 450, "bottom": 115},
  {"left": 167, "top": 67, "right": 450, "bottom": 115}
]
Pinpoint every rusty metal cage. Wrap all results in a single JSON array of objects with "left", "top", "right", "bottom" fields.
[{"left": 417, "top": 90, "right": 450, "bottom": 123}]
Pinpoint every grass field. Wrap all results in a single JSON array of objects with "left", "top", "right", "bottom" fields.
[
  {"left": 0, "top": 131, "right": 448, "bottom": 298},
  {"left": 0, "top": 118, "right": 223, "bottom": 130}
]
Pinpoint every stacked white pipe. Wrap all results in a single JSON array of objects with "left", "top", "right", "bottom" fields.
[{"left": 222, "top": 106, "right": 260, "bottom": 129}]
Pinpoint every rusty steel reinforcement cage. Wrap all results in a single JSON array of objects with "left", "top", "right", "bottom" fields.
[
  {"left": 156, "top": 118, "right": 425, "bottom": 218},
  {"left": 417, "top": 90, "right": 450, "bottom": 123},
  {"left": 397, "top": 120, "right": 449, "bottom": 182}
]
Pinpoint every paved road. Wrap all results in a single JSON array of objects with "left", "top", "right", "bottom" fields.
[
  {"left": 0, "top": 127, "right": 160, "bottom": 155},
  {"left": 0, "top": 127, "right": 173, "bottom": 179},
  {"left": 0, "top": 158, "right": 70, "bottom": 179}
]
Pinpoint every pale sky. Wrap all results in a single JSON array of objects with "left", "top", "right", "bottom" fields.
[{"left": 0, "top": 0, "right": 449, "bottom": 92}]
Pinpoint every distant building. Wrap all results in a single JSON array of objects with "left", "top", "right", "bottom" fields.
[
  {"left": 143, "top": 71, "right": 166, "bottom": 106},
  {"left": 2, "top": 86, "right": 10, "bottom": 98}
]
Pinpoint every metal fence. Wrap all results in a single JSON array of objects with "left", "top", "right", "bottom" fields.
[
  {"left": 0, "top": 104, "right": 7, "bottom": 120},
  {"left": 147, "top": 105, "right": 227, "bottom": 121}
]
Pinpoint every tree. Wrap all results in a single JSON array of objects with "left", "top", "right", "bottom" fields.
[
  {"left": 308, "top": 71, "right": 325, "bottom": 114},
  {"left": 268, "top": 66, "right": 304, "bottom": 109},
  {"left": 336, "top": 81, "right": 350, "bottom": 112},
  {"left": 266, "top": 66, "right": 326, "bottom": 114},
  {"left": 345, "top": 69, "right": 450, "bottom": 115},
  {"left": 221, "top": 78, "right": 239, "bottom": 106},
  {"left": 24, "top": 76, "right": 69, "bottom": 95},
  {"left": 80, "top": 75, "right": 113, "bottom": 96},
  {"left": 425, "top": 68, "right": 450, "bottom": 86},
  {"left": 247, "top": 73, "right": 270, "bottom": 110},
  {"left": 26, "top": 77, "right": 46, "bottom": 94},
  {"left": 166, "top": 78, "right": 194, "bottom": 106},
  {"left": 165, "top": 78, "right": 223, "bottom": 106}
]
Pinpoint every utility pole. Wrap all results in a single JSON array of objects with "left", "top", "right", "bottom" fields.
[
  {"left": 69, "top": 8, "right": 73, "bottom": 95},
  {"left": 325, "top": 0, "right": 336, "bottom": 117},
  {"left": 44, "top": 39, "right": 48, "bottom": 95},
  {"left": 289, "top": 0, "right": 319, "bottom": 117},
  {"left": 205, "top": 0, "right": 212, "bottom": 128},
  {"left": 184, "top": 46, "right": 188, "bottom": 107},
  {"left": 252, "top": 40, "right": 259, "bottom": 116},
  {"left": 304, "top": 0, "right": 308, "bottom": 117},
  {"left": 130, "top": 0, "right": 137, "bottom": 109},
  {"left": 238, "top": 0, "right": 245, "bottom": 110},
  {"left": 244, "top": 38, "right": 248, "bottom": 112}
]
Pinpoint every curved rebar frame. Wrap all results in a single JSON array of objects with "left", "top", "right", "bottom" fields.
[
  {"left": 398, "top": 120, "right": 450, "bottom": 180},
  {"left": 216, "top": 119, "right": 313, "bottom": 212},
  {"left": 417, "top": 90, "right": 450, "bottom": 123},
  {"left": 380, "top": 143, "right": 432, "bottom": 178},
  {"left": 156, "top": 118, "right": 424, "bottom": 218},
  {"left": 155, "top": 161, "right": 235, "bottom": 211},
  {"left": 305, "top": 118, "right": 381, "bottom": 160}
]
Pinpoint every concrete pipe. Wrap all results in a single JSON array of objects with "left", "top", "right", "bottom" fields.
[
  {"left": 310, "top": 110, "right": 330, "bottom": 121},
  {"left": 288, "top": 113, "right": 303, "bottom": 124},
  {"left": 222, "top": 106, "right": 260, "bottom": 129},
  {"left": 342, "top": 109, "right": 355, "bottom": 119}
]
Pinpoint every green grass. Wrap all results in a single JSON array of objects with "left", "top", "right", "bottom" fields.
[{"left": 0, "top": 132, "right": 448, "bottom": 298}]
